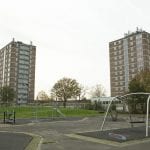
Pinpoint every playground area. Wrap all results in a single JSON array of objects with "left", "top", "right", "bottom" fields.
[
  {"left": 73, "top": 93, "right": 150, "bottom": 148},
  {"left": 0, "top": 114, "right": 150, "bottom": 150},
  {"left": 0, "top": 93, "right": 150, "bottom": 150}
]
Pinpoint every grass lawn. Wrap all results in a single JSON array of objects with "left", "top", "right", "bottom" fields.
[{"left": 0, "top": 105, "right": 101, "bottom": 119}]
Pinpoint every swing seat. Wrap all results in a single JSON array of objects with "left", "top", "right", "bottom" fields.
[
  {"left": 129, "top": 113, "right": 145, "bottom": 125},
  {"left": 129, "top": 121, "right": 145, "bottom": 123}
]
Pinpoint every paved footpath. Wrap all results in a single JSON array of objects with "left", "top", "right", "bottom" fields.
[
  {"left": 0, "top": 132, "right": 32, "bottom": 150},
  {"left": 0, "top": 116, "right": 150, "bottom": 150}
]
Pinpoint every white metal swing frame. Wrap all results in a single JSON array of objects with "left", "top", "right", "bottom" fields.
[{"left": 100, "top": 93, "right": 150, "bottom": 137}]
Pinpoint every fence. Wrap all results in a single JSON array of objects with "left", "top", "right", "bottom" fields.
[{"left": 0, "top": 101, "right": 96, "bottom": 124}]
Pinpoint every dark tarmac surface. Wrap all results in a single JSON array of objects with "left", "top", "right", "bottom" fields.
[
  {"left": 15, "top": 116, "right": 83, "bottom": 124},
  {"left": 0, "top": 115, "right": 150, "bottom": 150},
  {"left": 1, "top": 116, "right": 83, "bottom": 125},
  {"left": 0, "top": 132, "right": 32, "bottom": 150},
  {"left": 78, "top": 126, "right": 150, "bottom": 142}
]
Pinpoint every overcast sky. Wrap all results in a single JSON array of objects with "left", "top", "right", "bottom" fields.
[{"left": 0, "top": 0, "right": 150, "bottom": 97}]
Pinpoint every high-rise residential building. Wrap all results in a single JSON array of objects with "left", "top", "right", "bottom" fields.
[
  {"left": 109, "top": 29, "right": 150, "bottom": 96},
  {"left": 0, "top": 39, "right": 36, "bottom": 103}
]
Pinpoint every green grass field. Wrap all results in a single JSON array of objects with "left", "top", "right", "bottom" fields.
[{"left": 0, "top": 105, "right": 100, "bottom": 119}]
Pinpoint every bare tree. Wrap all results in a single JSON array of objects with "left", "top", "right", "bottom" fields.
[
  {"left": 90, "top": 84, "right": 106, "bottom": 98},
  {"left": 36, "top": 90, "right": 49, "bottom": 100},
  {"left": 78, "top": 85, "right": 88, "bottom": 100}
]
